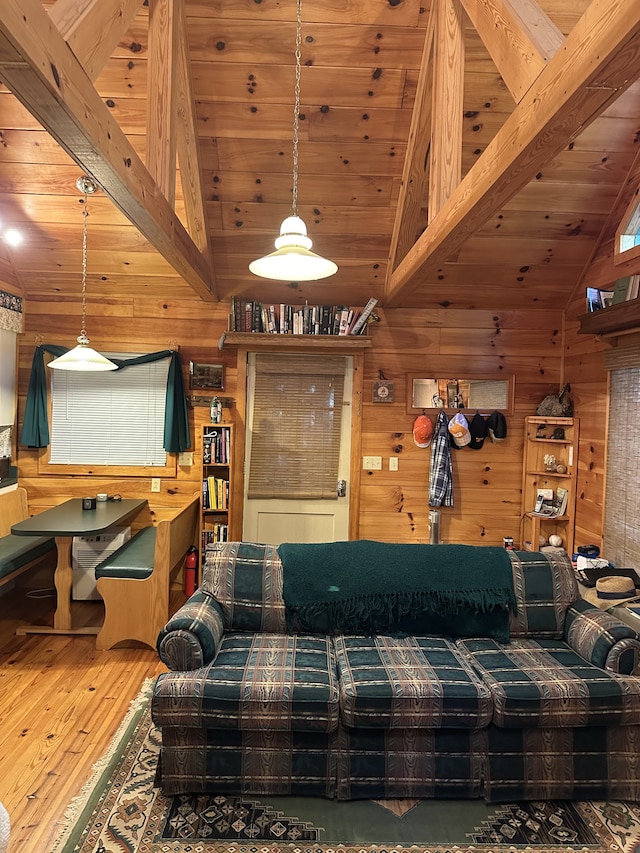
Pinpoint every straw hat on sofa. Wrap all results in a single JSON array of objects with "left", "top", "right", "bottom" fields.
[{"left": 582, "top": 576, "right": 640, "bottom": 609}]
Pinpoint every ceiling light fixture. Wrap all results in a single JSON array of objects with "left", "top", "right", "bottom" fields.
[
  {"left": 48, "top": 177, "right": 117, "bottom": 371},
  {"left": 2, "top": 228, "right": 23, "bottom": 247},
  {"left": 249, "top": 0, "right": 337, "bottom": 282}
]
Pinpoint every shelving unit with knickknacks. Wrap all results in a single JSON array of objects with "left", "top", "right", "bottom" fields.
[
  {"left": 200, "top": 423, "right": 234, "bottom": 561},
  {"left": 520, "top": 416, "right": 580, "bottom": 555}
]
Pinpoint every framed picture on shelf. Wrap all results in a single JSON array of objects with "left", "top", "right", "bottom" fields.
[{"left": 190, "top": 362, "right": 224, "bottom": 390}]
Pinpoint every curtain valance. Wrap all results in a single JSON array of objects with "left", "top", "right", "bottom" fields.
[{"left": 20, "top": 346, "right": 190, "bottom": 452}]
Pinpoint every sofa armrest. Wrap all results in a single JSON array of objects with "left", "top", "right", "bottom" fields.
[
  {"left": 156, "top": 589, "right": 225, "bottom": 670},
  {"left": 564, "top": 598, "right": 640, "bottom": 674}
]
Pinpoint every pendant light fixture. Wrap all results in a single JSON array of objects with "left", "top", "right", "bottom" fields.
[
  {"left": 48, "top": 177, "right": 117, "bottom": 371},
  {"left": 249, "top": 0, "right": 337, "bottom": 282}
]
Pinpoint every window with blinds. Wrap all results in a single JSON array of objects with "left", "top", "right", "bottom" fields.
[
  {"left": 49, "top": 355, "right": 168, "bottom": 466},
  {"left": 604, "top": 365, "right": 640, "bottom": 567},
  {"left": 248, "top": 353, "right": 346, "bottom": 499}
]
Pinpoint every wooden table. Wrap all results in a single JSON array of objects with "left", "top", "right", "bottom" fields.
[{"left": 12, "top": 498, "right": 148, "bottom": 636}]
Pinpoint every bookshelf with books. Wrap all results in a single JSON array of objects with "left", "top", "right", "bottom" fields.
[
  {"left": 520, "top": 416, "right": 579, "bottom": 555},
  {"left": 200, "top": 423, "right": 234, "bottom": 560},
  {"left": 228, "top": 297, "right": 378, "bottom": 337}
]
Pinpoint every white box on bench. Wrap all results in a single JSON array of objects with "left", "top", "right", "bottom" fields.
[{"left": 72, "top": 527, "right": 130, "bottom": 600}]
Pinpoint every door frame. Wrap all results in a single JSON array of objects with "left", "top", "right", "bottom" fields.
[{"left": 230, "top": 343, "right": 365, "bottom": 541}]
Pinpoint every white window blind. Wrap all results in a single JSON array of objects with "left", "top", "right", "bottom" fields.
[
  {"left": 49, "top": 355, "right": 168, "bottom": 466},
  {"left": 248, "top": 353, "right": 345, "bottom": 499},
  {"left": 604, "top": 366, "right": 640, "bottom": 567}
]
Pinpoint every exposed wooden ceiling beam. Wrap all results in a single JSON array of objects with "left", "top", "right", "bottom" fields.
[
  {"left": 48, "top": 0, "right": 144, "bottom": 82},
  {"left": 175, "top": 1, "right": 214, "bottom": 263},
  {"left": 385, "top": 0, "right": 640, "bottom": 308},
  {"left": 0, "top": 0, "right": 216, "bottom": 301},
  {"left": 460, "top": 0, "right": 564, "bottom": 103},
  {"left": 386, "top": 13, "right": 434, "bottom": 274},
  {"left": 146, "top": 0, "right": 178, "bottom": 206},
  {"left": 429, "top": 0, "right": 464, "bottom": 222}
]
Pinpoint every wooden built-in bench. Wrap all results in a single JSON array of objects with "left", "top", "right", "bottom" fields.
[
  {"left": 0, "top": 487, "right": 56, "bottom": 589},
  {"left": 94, "top": 493, "right": 200, "bottom": 650}
]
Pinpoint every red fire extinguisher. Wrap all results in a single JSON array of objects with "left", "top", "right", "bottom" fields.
[{"left": 184, "top": 546, "right": 198, "bottom": 596}]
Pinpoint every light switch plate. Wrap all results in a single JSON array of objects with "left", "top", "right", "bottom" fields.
[
  {"left": 179, "top": 451, "right": 194, "bottom": 466},
  {"left": 362, "top": 455, "right": 382, "bottom": 470}
]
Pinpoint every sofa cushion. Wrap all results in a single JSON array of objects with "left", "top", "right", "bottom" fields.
[
  {"left": 508, "top": 550, "right": 579, "bottom": 639},
  {"left": 459, "top": 637, "right": 640, "bottom": 728},
  {"left": 334, "top": 635, "right": 493, "bottom": 730},
  {"left": 202, "top": 542, "right": 286, "bottom": 632},
  {"left": 153, "top": 632, "right": 339, "bottom": 733}
]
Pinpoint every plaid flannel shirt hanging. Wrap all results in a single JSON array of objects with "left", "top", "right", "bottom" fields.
[{"left": 428, "top": 410, "right": 453, "bottom": 507}]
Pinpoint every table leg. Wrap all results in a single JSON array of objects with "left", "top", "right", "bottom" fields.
[
  {"left": 53, "top": 536, "right": 73, "bottom": 631},
  {"left": 16, "top": 535, "right": 100, "bottom": 637}
]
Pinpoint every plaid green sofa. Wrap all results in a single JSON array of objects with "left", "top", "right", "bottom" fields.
[{"left": 152, "top": 542, "right": 640, "bottom": 801}]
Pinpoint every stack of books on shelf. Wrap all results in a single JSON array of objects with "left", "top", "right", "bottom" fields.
[
  {"left": 586, "top": 276, "right": 639, "bottom": 311},
  {"left": 202, "top": 524, "right": 228, "bottom": 550},
  {"left": 202, "top": 476, "right": 229, "bottom": 511},
  {"left": 203, "top": 427, "right": 231, "bottom": 464},
  {"left": 530, "top": 487, "right": 569, "bottom": 517},
  {"left": 229, "top": 297, "right": 378, "bottom": 336}
]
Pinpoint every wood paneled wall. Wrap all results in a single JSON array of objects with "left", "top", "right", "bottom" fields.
[
  {"left": 360, "top": 307, "right": 563, "bottom": 545},
  {"left": 563, "top": 292, "right": 609, "bottom": 552},
  {"left": 14, "top": 294, "right": 584, "bottom": 547}
]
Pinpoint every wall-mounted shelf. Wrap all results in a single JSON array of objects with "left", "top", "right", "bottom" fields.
[
  {"left": 220, "top": 331, "right": 372, "bottom": 350},
  {"left": 578, "top": 299, "right": 640, "bottom": 337}
]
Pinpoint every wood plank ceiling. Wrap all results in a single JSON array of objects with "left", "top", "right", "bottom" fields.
[{"left": 0, "top": 0, "right": 639, "bottom": 312}]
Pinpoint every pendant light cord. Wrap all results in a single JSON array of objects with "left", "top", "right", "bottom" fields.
[
  {"left": 291, "top": 0, "right": 302, "bottom": 218},
  {"left": 80, "top": 190, "right": 89, "bottom": 342},
  {"left": 75, "top": 175, "right": 97, "bottom": 345}
]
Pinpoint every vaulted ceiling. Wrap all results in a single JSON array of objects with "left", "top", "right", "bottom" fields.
[{"left": 0, "top": 0, "right": 639, "bottom": 313}]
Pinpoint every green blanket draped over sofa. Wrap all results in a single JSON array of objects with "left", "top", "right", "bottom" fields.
[{"left": 278, "top": 540, "right": 516, "bottom": 641}]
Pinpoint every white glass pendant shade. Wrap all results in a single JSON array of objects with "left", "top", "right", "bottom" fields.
[
  {"left": 249, "top": 216, "right": 338, "bottom": 281},
  {"left": 48, "top": 334, "right": 118, "bottom": 371}
]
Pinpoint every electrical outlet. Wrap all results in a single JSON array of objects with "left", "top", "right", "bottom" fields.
[
  {"left": 389, "top": 456, "right": 399, "bottom": 471},
  {"left": 362, "top": 455, "right": 382, "bottom": 470},
  {"left": 151, "top": 477, "right": 161, "bottom": 492}
]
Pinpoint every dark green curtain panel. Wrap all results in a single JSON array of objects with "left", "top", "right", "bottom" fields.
[{"left": 20, "top": 346, "right": 191, "bottom": 452}]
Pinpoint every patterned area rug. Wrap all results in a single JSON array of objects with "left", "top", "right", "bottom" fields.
[{"left": 50, "top": 679, "right": 640, "bottom": 853}]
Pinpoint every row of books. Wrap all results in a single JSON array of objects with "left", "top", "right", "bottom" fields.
[
  {"left": 203, "top": 427, "right": 231, "bottom": 464},
  {"left": 586, "top": 276, "right": 640, "bottom": 312},
  {"left": 202, "top": 525, "right": 229, "bottom": 550},
  {"left": 202, "top": 476, "right": 229, "bottom": 511},
  {"left": 531, "top": 487, "right": 569, "bottom": 518},
  {"left": 229, "top": 297, "right": 378, "bottom": 336}
]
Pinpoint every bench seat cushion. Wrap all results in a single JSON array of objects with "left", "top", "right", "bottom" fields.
[
  {"left": 95, "top": 526, "right": 156, "bottom": 580},
  {"left": 335, "top": 635, "right": 493, "bottom": 730},
  {"left": 459, "top": 637, "right": 640, "bottom": 728},
  {"left": 153, "top": 632, "right": 340, "bottom": 733},
  {"left": 0, "top": 534, "right": 55, "bottom": 580}
]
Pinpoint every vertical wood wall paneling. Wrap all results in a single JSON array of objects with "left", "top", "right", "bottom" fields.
[
  {"left": 15, "top": 297, "right": 586, "bottom": 548},
  {"left": 359, "top": 306, "right": 562, "bottom": 544},
  {"left": 563, "top": 291, "right": 608, "bottom": 550}
]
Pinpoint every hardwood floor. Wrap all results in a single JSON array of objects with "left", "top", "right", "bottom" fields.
[{"left": 0, "top": 576, "right": 179, "bottom": 852}]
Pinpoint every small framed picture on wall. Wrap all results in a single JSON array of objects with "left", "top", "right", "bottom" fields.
[{"left": 190, "top": 362, "right": 225, "bottom": 390}]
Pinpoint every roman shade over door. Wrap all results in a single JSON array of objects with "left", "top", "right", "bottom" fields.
[{"left": 244, "top": 352, "right": 352, "bottom": 544}]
